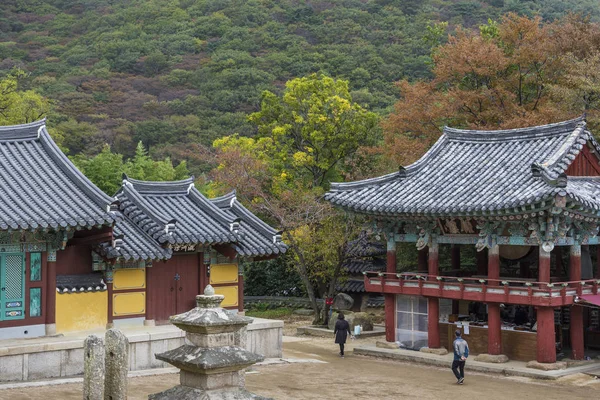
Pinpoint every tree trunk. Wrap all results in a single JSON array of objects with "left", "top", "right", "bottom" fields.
[
  {"left": 323, "top": 243, "right": 347, "bottom": 325},
  {"left": 285, "top": 233, "right": 321, "bottom": 324}
]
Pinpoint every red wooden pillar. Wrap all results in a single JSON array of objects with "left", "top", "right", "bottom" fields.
[
  {"left": 536, "top": 307, "right": 556, "bottom": 363},
  {"left": 487, "top": 304, "right": 502, "bottom": 355},
  {"left": 198, "top": 252, "right": 204, "bottom": 294},
  {"left": 428, "top": 241, "right": 439, "bottom": 277},
  {"left": 106, "top": 282, "right": 114, "bottom": 328},
  {"left": 488, "top": 245, "right": 500, "bottom": 285},
  {"left": 145, "top": 265, "right": 153, "bottom": 325},
  {"left": 238, "top": 273, "right": 244, "bottom": 312},
  {"left": 428, "top": 240, "right": 440, "bottom": 348},
  {"left": 536, "top": 246, "right": 556, "bottom": 363},
  {"left": 418, "top": 247, "right": 428, "bottom": 273},
  {"left": 487, "top": 245, "right": 501, "bottom": 354},
  {"left": 476, "top": 248, "right": 487, "bottom": 276},
  {"left": 105, "top": 267, "right": 114, "bottom": 328},
  {"left": 451, "top": 245, "right": 460, "bottom": 314},
  {"left": 45, "top": 251, "right": 57, "bottom": 335},
  {"left": 428, "top": 297, "right": 440, "bottom": 348},
  {"left": 570, "top": 244, "right": 584, "bottom": 360},
  {"left": 385, "top": 238, "right": 396, "bottom": 342}
]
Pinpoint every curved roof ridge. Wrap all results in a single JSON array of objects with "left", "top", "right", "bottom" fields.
[
  {"left": 444, "top": 116, "right": 584, "bottom": 142},
  {"left": 328, "top": 170, "right": 403, "bottom": 192},
  {"left": 210, "top": 190, "right": 237, "bottom": 208},
  {"left": 124, "top": 175, "right": 195, "bottom": 194},
  {"left": 537, "top": 120, "right": 588, "bottom": 179},
  {"left": 0, "top": 119, "right": 47, "bottom": 140},
  {"left": 39, "top": 126, "right": 116, "bottom": 211},
  {"left": 187, "top": 187, "right": 239, "bottom": 226},
  {"left": 120, "top": 183, "right": 177, "bottom": 229},
  {"left": 230, "top": 199, "right": 279, "bottom": 238},
  {"left": 328, "top": 134, "right": 450, "bottom": 192},
  {"left": 101, "top": 211, "right": 173, "bottom": 261}
]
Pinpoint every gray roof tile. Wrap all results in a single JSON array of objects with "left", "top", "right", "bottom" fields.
[
  {"left": 327, "top": 117, "right": 600, "bottom": 217},
  {"left": 337, "top": 279, "right": 366, "bottom": 293},
  {"left": 0, "top": 120, "right": 117, "bottom": 231},
  {"left": 211, "top": 191, "right": 288, "bottom": 257},
  {"left": 117, "top": 176, "right": 238, "bottom": 245},
  {"left": 96, "top": 213, "right": 173, "bottom": 261},
  {"left": 343, "top": 259, "right": 385, "bottom": 274},
  {"left": 56, "top": 274, "right": 106, "bottom": 293},
  {"left": 111, "top": 180, "right": 287, "bottom": 259}
]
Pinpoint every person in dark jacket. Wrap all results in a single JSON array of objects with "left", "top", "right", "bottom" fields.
[{"left": 334, "top": 312, "right": 352, "bottom": 358}]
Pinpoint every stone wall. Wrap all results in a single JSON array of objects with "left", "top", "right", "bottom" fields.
[{"left": 0, "top": 317, "right": 282, "bottom": 382}]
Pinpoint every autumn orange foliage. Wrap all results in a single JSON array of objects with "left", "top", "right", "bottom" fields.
[{"left": 382, "top": 13, "right": 600, "bottom": 167}]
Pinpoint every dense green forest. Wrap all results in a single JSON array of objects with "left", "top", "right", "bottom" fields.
[
  {"left": 2, "top": 0, "right": 600, "bottom": 178},
  {"left": 4, "top": 0, "right": 600, "bottom": 306}
]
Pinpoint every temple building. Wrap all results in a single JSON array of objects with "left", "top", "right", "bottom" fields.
[
  {"left": 105, "top": 178, "right": 287, "bottom": 326},
  {"left": 0, "top": 120, "right": 286, "bottom": 340},
  {"left": 337, "top": 232, "right": 385, "bottom": 311},
  {"left": 326, "top": 117, "right": 600, "bottom": 363}
]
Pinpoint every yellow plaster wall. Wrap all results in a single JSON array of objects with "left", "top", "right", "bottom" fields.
[
  {"left": 213, "top": 285, "right": 238, "bottom": 307},
  {"left": 113, "top": 268, "right": 145, "bottom": 290},
  {"left": 56, "top": 291, "right": 107, "bottom": 333},
  {"left": 210, "top": 264, "right": 238, "bottom": 284},
  {"left": 113, "top": 292, "right": 146, "bottom": 316}
]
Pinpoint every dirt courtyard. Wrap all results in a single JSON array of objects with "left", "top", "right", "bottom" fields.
[{"left": 1, "top": 335, "right": 599, "bottom": 400}]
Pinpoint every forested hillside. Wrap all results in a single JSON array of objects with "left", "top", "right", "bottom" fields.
[{"left": 2, "top": 0, "right": 599, "bottom": 177}]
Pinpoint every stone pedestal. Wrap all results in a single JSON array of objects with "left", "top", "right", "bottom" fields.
[{"left": 149, "top": 285, "right": 269, "bottom": 400}]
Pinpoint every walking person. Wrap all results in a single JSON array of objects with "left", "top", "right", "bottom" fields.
[
  {"left": 334, "top": 312, "right": 352, "bottom": 358},
  {"left": 452, "top": 329, "right": 469, "bottom": 384}
]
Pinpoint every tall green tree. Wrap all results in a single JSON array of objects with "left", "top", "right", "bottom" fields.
[
  {"left": 0, "top": 69, "right": 49, "bottom": 125},
  {"left": 72, "top": 145, "right": 124, "bottom": 195},
  {"left": 124, "top": 141, "right": 188, "bottom": 182},
  {"left": 73, "top": 141, "right": 189, "bottom": 195},
  {"left": 249, "top": 74, "right": 380, "bottom": 187},
  {"left": 212, "top": 74, "right": 380, "bottom": 322}
]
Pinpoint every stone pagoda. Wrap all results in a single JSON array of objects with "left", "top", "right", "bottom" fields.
[{"left": 149, "top": 285, "right": 268, "bottom": 399}]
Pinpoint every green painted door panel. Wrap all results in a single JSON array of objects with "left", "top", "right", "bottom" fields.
[{"left": 0, "top": 253, "right": 26, "bottom": 321}]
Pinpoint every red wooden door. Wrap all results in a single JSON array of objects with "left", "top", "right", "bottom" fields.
[
  {"left": 147, "top": 260, "right": 176, "bottom": 322},
  {"left": 175, "top": 254, "right": 200, "bottom": 314}
]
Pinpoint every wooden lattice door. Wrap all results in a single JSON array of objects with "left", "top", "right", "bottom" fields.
[{"left": 0, "top": 253, "right": 25, "bottom": 321}]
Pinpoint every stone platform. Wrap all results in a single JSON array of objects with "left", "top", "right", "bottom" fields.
[
  {"left": 296, "top": 325, "right": 385, "bottom": 338},
  {"left": 0, "top": 317, "right": 282, "bottom": 382}
]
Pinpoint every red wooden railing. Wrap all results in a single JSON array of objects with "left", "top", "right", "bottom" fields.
[{"left": 363, "top": 272, "right": 599, "bottom": 307}]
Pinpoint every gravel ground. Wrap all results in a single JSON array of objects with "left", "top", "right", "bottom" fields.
[{"left": 1, "top": 316, "right": 599, "bottom": 399}]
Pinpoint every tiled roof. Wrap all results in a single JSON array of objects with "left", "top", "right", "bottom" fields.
[
  {"left": 117, "top": 183, "right": 176, "bottom": 245},
  {"left": 326, "top": 117, "right": 600, "bottom": 217},
  {"left": 0, "top": 120, "right": 117, "bottom": 230},
  {"left": 343, "top": 259, "right": 385, "bottom": 274},
  {"left": 345, "top": 233, "right": 386, "bottom": 258},
  {"left": 337, "top": 279, "right": 366, "bottom": 293},
  {"left": 211, "top": 191, "right": 288, "bottom": 257},
  {"left": 112, "top": 179, "right": 286, "bottom": 259},
  {"left": 117, "top": 176, "right": 238, "bottom": 245},
  {"left": 56, "top": 274, "right": 106, "bottom": 293},
  {"left": 96, "top": 214, "right": 173, "bottom": 261}
]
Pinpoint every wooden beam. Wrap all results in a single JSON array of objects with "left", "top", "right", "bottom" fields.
[
  {"left": 213, "top": 243, "right": 237, "bottom": 260},
  {"left": 68, "top": 232, "right": 113, "bottom": 246}
]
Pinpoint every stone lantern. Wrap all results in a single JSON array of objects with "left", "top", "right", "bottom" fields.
[{"left": 149, "top": 285, "right": 269, "bottom": 399}]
